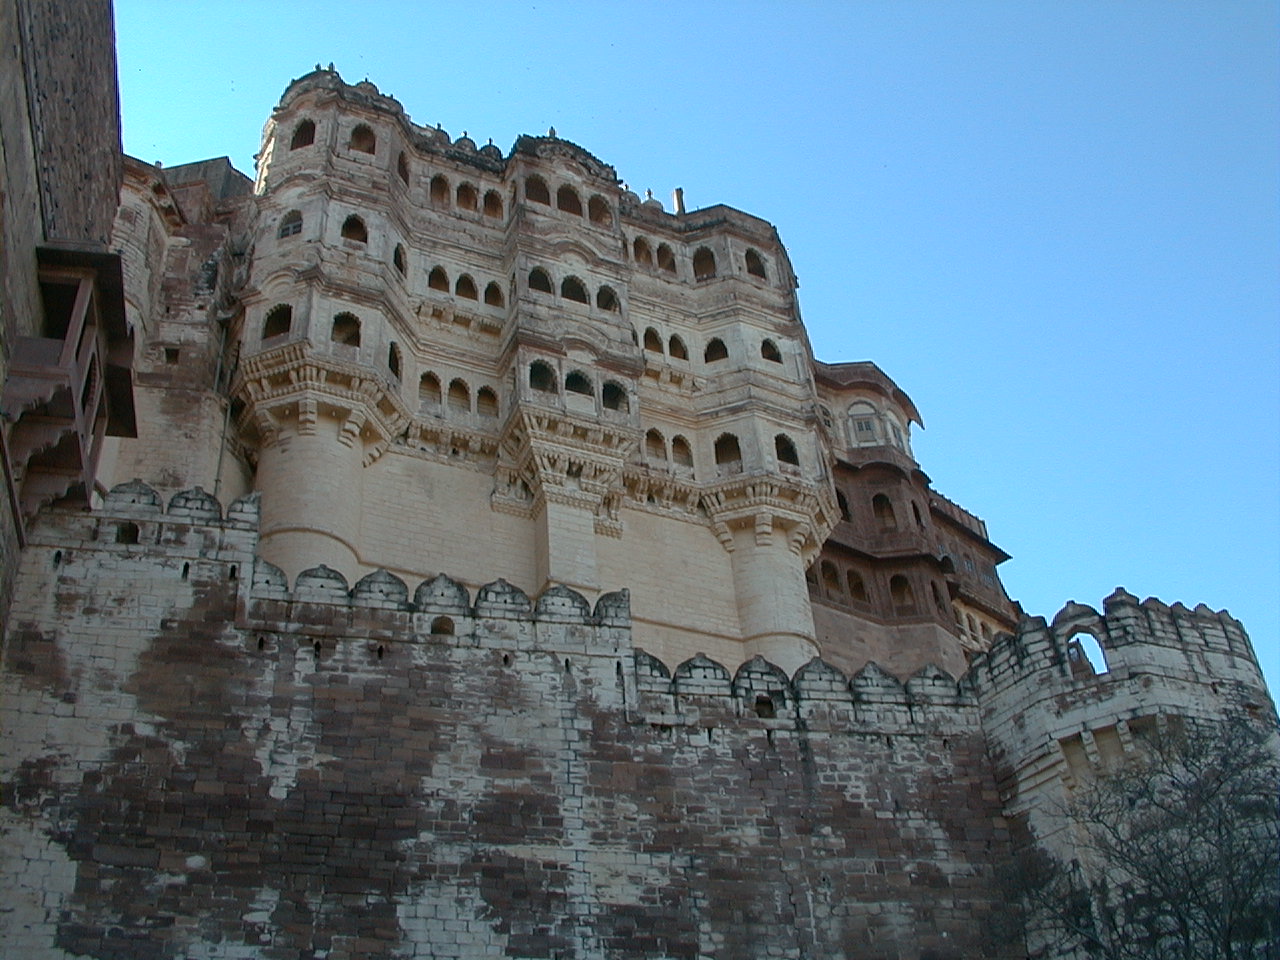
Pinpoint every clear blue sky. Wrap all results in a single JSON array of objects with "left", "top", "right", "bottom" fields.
[{"left": 114, "top": 1, "right": 1279, "bottom": 691}]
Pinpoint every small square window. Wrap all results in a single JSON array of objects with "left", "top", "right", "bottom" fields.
[{"left": 164, "top": 347, "right": 180, "bottom": 364}]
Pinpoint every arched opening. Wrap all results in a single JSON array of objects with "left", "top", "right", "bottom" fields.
[
  {"left": 596, "top": 286, "right": 620, "bottom": 312},
  {"left": 340, "top": 215, "right": 367, "bottom": 243},
  {"left": 633, "top": 237, "right": 653, "bottom": 265},
  {"left": 565, "top": 370, "right": 593, "bottom": 396},
  {"left": 455, "top": 275, "right": 478, "bottom": 300},
  {"left": 419, "top": 372, "right": 441, "bottom": 407},
  {"left": 484, "top": 282, "right": 504, "bottom": 307},
  {"left": 645, "top": 429, "right": 665, "bottom": 461},
  {"left": 847, "top": 570, "right": 869, "bottom": 604},
  {"left": 714, "top": 434, "right": 742, "bottom": 475},
  {"left": 656, "top": 243, "right": 676, "bottom": 274},
  {"left": 745, "top": 248, "right": 767, "bottom": 279},
  {"left": 761, "top": 339, "right": 782, "bottom": 363},
  {"left": 775, "top": 434, "right": 799, "bottom": 467},
  {"left": 588, "top": 195, "right": 610, "bottom": 225},
  {"left": 528, "top": 268, "right": 553, "bottom": 293},
  {"left": 456, "top": 183, "right": 478, "bottom": 211},
  {"left": 529, "top": 361, "right": 557, "bottom": 393},
  {"left": 331, "top": 313, "right": 361, "bottom": 347},
  {"left": 872, "top": 494, "right": 897, "bottom": 530},
  {"left": 116, "top": 521, "right": 140, "bottom": 545},
  {"left": 262, "top": 304, "right": 292, "bottom": 340},
  {"left": 396, "top": 151, "right": 410, "bottom": 184},
  {"left": 387, "top": 342, "right": 402, "bottom": 379},
  {"left": 290, "top": 119, "right": 315, "bottom": 150},
  {"left": 556, "top": 185, "right": 583, "bottom": 215},
  {"left": 668, "top": 335, "right": 688, "bottom": 360},
  {"left": 836, "top": 490, "right": 851, "bottom": 522},
  {"left": 889, "top": 575, "right": 916, "bottom": 613},
  {"left": 643, "top": 328, "right": 663, "bottom": 353},
  {"left": 561, "top": 276, "right": 589, "bottom": 303},
  {"left": 393, "top": 244, "right": 407, "bottom": 275},
  {"left": 704, "top": 338, "right": 728, "bottom": 362},
  {"left": 692, "top": 247, "right": 716, "bottom": 280},
  {"left": 821, "top": 561, "right": 841, "bottom": 596},
  {"left": 349, "top": 124, "right": 376, "bottom": 154},
  {"left": 448, "top": 379, "right": 470, "bottom": 413},
  {"left": 525, "top": 175, "right": 550, "bottom": 205},
  {"left": 602, "top": 381, "right": 627, "bottom": 411},
  {"left": 671, "top": 435, "right": 693, "bottom": 469},
  {"left": 278, "top": 210, "right": 303, "bottom": 238},
  {"left": 477, "top": 386, "right": 499, "bottom": 418},
  {"left": 483, "top": 190, "right": 503, "bottom": 218},
  {"left": 1067, "top": 630, "right": 1110, "bottom": 677},
  {"left": 430, "top": 615, "right": 454, "bottom": 636},
  {"left": 430, "top": 175, "right": 450, "bottom": 206},
  {"left": 427, "top": 267, "right": 451, "bottom": 293}
]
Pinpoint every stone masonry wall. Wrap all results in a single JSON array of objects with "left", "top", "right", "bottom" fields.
[{"left": 1, "top": 483, "right": 1016, "bottom": 960}]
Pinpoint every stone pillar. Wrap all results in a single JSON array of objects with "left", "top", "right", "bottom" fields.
[
  {"left": 534, "top": 489, "right": 600, "bottom": 596},
  {"left": 729, "top": 522, "right": 819, "bottom": 676}
]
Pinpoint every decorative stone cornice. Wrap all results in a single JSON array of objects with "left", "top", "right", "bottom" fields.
[{"left": 699, "top": 471, "right": 836, "bottom": 561}]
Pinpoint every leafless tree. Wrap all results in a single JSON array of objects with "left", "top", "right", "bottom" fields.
[{"left": 991, "top": 717, "right": 1280, "bottom": 960}]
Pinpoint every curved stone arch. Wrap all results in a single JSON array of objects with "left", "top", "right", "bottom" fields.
[
  {"left": 851, "top": 661, "right": 907, "bottom": 701},
  {"left": 534, "top": 584, "right": 592, "bottom": 623},
  {"left": 1052, "top": 602, "right": 1111, "bottom": 676},
  {"left": 252, "top": 558, "right": 290, "bottom": 599},
  {"left": 352, "top": 569, "right": 409, "bottom": 608},
  {"left": 474, "top": 578, "right": 533, "bottom": 618},
  {"left": 672, "top": 653, "right": 732, "bottom": 694},
  {"left": 104, "top": 479, "right": 162, "bottom": 513},
  {"left": 733, "top": 655, "right": 793, "bottom": 713},
  {"left": 905, "top": 663, "right": 962, "bottom": 703},
  {"left": 793, "top": 657, "right": 851, "bottom": 696},
  {"left": 413, "top": 573, "right": 471, "bottom": 614},
  {"left": 633, "top": 648, "right": 671, "bottom": 682},
  {"left": 293, "top": 564, "right": 351, "bottom": 603},
  {"left": 593, "top": 588, "right": 630, "bottom": 624}
]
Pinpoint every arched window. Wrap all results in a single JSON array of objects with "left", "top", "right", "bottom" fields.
[
  {"left": 850, "top": 404, "right": 879, "bottom": 445},
  {"left": 387, "top": 342, "right": 402, "bottom": 379},
  {"left": 656, "top": 243, "right": 676, "bottom": 274},
  {"left": 760, "top": 339, "right": 782, "bottom": 363},
  {"left": 290, "top": 119, "right": 315, "bottom": 150},
  {"left": 528, "top": 268, "right": 553, "bottom": 293},
  {"left": 340, "top": 215, "right": 367, "bottom": 243},
  {"left": 872, "top": 494, "right": 897, "bottom": 530},
  {"left": 775, "top": 434, "right": 799, "bottom": 468},
  {"left": 448, "top": 379, "right": 470, "bottom": 413},
  {"left": 588, "top": 195, "right": 610, "bottom": 225},
  {"left": 392, "top": 244, "right": 407, "bottom": 275},
  {"left": 692, "top": 247, "right": 716, "bottom": 280},
  {"left": 484, "top": 282, "right": 504, "bottom": 307},
  {"left": 745, "top": 248, "right": 767, "bottom": 279},
  {"left": 671, "top": 435, "right": 693, "bottom": 468},
  {"left": 602, "top": 381, "right": 627, "bottom": 411},
  {"left": 704, "top": 338, "right": 728, "bottom": 362},
  {"left": 643, "top": 328, "right": 662, "bottom": 353},
  {"left": 349, "top": 124, "right": 376, "bottom": 154},
  {"left": 633, "top": 237, "right": 653, "bottom": 265},
  {"left": 668, "top": 335, "right": 688, "bottom": 360},
  {"left": 564, "top": 370, "right": 593, "bottom": 396},
  {"left": 331, "top": 313, "right": 361, "bottom": 347},
  {"left": 1067, "top": 631, "right": 1110, "bottom": 677},
  {"left": 428, "top": 266, "right": 449, "bottom": 291},
  {"left": 645, "top": 428, "right": 665, "bottom": 460},
  {"left": 889, "top": 575, "right": 915, "bottom": 613},
  {"left": 561, "top": 276, "right": 589, "bottom": 303},
  {"left": 419, "top": 372, "right": 441, "bottom": 407},
  {"left": 483, "top": 190, "right": 504, "bottom": 218},
  {"left": 836, "top": 490, "right": 851, "bottom": 522},
  {"left": 529, "top": 361, "right": 557, "bottom": 392},
  {"left": 430, "top": 175, "right": 450, "bottom": 206},
  {"left": 714, "top": 434, "right": 742, "bottom": 474},
  {"left": 457, "top": 183, "right": 478, "bottom": 211},
  {"left": 525, "top": 175, "right": 550, "bottom": 205},
  {"left": 430, "top": 616, "right": 454, "bottom": 636},
  {"left": 278, "top": 210, "right": 303, "bottom": 238},
  {"left": 396, "top": 151, "right": 410, "bottom": 184},
  {"left": 821, "top": 561, "right": 841, "bottom": 596},
  {"left": 847, "top": 570, "right": 869, "bottom": 604},
  {"left": 556, "top": 185, "right": 582, "bottom": 215},
  {"left": 455, "top": 275, "right": 478, "bottom": 300},
  {"left": 596, "top": 286, "right": 619, "bottom": 312},
  {"left": 262, "top": 304, "right": 292, "bottom": 340},
  {"left": 477, "top": 386, "right": 499, "bottom": 418}
]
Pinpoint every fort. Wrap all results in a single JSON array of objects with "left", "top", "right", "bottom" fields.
[{"left": 0, "top": 4, "right": 1273, "bottom": 958}]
